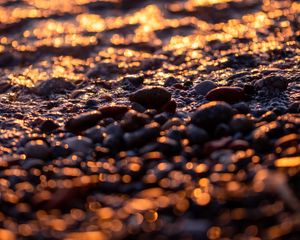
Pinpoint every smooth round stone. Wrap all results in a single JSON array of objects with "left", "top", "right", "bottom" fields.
[
  {"left": 99, "top": 105, "right": 129, "bottom": 119},
  {"left": 194, "top": 80, "right": 217, "bottom": 96},
  {"left": 232, "top": 102, "right": 250, "bottom": 114},
  {"left": 254, "top": 75, "right": 288, "bottom": 91},
  {"left": 186, "top": 124, "right": 208, "bottom": 144},
  {"left": 34, "top": 77, "right": 75, "bottom": 96},
  {"left": 65, "top": 111, "right": 102, "bottom": 133},
  {"left": 63, "top": 136, "right": 93, "bottom": 154},
  {"left": 229, "top": 114, "right": 254, "bottom": 133},
  {"left": 129, "top": 87, "right": 171, "bottom": 109},
  {"left": 24, "top": 140, "right": 51, "bottom": 160},
  {"left": 191, "top": 101, "right": 234, "bottom": 130},
  {"left": 122, "top": 74, "right": 144, "bottom": 87},
  {"left": 205, "top": 86, "right": 245, "bottom": 103},
  {"left": 39, "top": 119, "right": 59, "bottom": 133}
]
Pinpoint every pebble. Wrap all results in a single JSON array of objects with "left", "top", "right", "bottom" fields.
[
  {"left": 259, "top": 111, "right": 277, "bottom": 122},
  {"left": 63, "top": 136, "right": 93, "bottom": 154},
  {"left": 160, "top": 99, "right": 177, "bottom": 113},
  {"left": 122, "top": 74, "right": 144, "bottom": 87},
  {"left": 156, "top": 136, "right": 181, "bottom": 156},
  {"left": 194, "top": 80, "right": 217, "bottom": 95},
  {"left": 34, "top": 77, "right": 76, "bottom": 96},
  {"left": 164, "top": 76, "right": 179, "bottom": 86},
  {"left": 205, "top": 86, "right": 245, "bottom": 103},
  {"left": 24, "top": 140, "right": 51, "bottom": 160},
  {"left": 124, "top": 122, "right": 160, "bottom": 147},
  {"left": 65, "top": 111, "right": 102, "bottom": 132},
  {"left": 230, "top": 114, "right": 254, "bottom": 133},
  {"left": 252, "top": 121, "right": 283, "bottom": 152},
  {"left": 121, "top": 110, "right": 150, "bottom": 131},
  {"left": 129, "top": 87, "right": 171, "bottom": 109},
  {"left": 191, "top": 101, "right": 234, "bottom": 130},
  {"left": 99, "top": 105, "right": 129, "bottom": 119},
  {"left": 84, "top": 125, "right": 104, "bottom": 142},
  {"left": 38, "top": 119, "right": 59, "bottom": 133},
  {"left": 232, "top": 102, "right": 250, "bottom": 114},
  {"left": 254, "top": 75, "right": 288, "bottom": 91},
  {"left": 21, "top": 158, "right": 44, "bottom": 170},
  {"left": 186, "top": 124, "right": 209, "bottom": 144}
]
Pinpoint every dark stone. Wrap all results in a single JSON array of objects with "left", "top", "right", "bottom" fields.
[
  {"left": 232, "top": 102, "right": 250, "bottom": 114},
  {"left": 34, "top": 77, "right": 76, "bottom": 96},
  {"left": 205, "top": 87, "right": 245, "bottom": 103},
  {"left": 39, "top": 119, "right": 59, "bottom": 133},
  {"left": 124, "top": 122, "right": 160, "bottom": 147},
  {"left": 186, "top": 125, "right": 209, "bottom": 144},
  {"left": 194, "top": 80, "right": 217, "bottom": 95},
  {"left": 254, "top": 75, "right": 288, "bottom": 91},
  {"left": 84, "top": 126, "right": 104, "bottom": 142},
  {"left": 24, "top": 140, "right": 51, "bottom": 160},
  {"left": 230, "top": 114, "right": 254, "bottom": 133},
  {"left": 129, "top": 87, "right": 171, "bottom": 109},
  {"left": 122, "top": 74, "right": 144, "bottom": 87},
  {"left": 63, "top": 136, "right": 93, "bottom": 154},
  {"left": 156, "top": 137, "right": 181, "bottom": 156},
  {"left": 99, "top": 105, "right": 129, "bottom": 119},
  {"left": 259, "top": 111, "right": 277, "bottom": 122},
  {"left": 160, "top": 99, "right": 177, "bottom": 113},
  {"left": 191, "top": 101, "right": 234, "bottom": 131},
  {"left": 65, "top": 111, "right": 102, "bottom": 133},
  {"left": 165, "top": 76, "right": 179, "bottom": 86}
]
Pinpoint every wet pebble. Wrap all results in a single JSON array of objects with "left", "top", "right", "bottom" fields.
[
  {"left": 205, "top": 86, "right": 245, "bottom": 103},
  {"left": 124, "top": 122, "right": 160, "bottom": 147},
  {"left": 63, "top": 136, "right": 93, "bottom": 154},
  {"left": 34, "top": 77, "right": 76, "bottom": 96},
  {"left": 194, "top": 80, "right": 217, "bottom": 95},
  {"left": 24, "top": 140, "right": 51, "bottom": 160},
  {"left": 84, "top": 125, "right": 104, "bottom": 142},
  {"left": 259, "top": 111, "right": 277, "bottom": 122},
  {"left": 21, "top": 158, "right": 44, "bottom": 170},
  {"left": 65, "top": 111, "right": 102, "bottom": 133},
  {"left": 254, "top": 75, "right": 288, "bottom": 91},
  {"left": 99, "top": 105, "right": 129, "bottom": 119},
  {"left": 38, "top": 119, "right": 59, "bottom": 133},
  {"left": 191, "top": 101, "right": 234, "bottom": 131},
  {"left": 164, "top": 76, "right": 179, "bottom": 86},
  {"left": 129, "top": 87, "right": 171, "bottom": 109},
  {"left": 186, "top": 124, "right": 209, "bottom": 144},
  {"left": 122, "top": 74, "right": 144, "bottom": 87},
  {"left": 230, "top": 114, "right": 254, "bottom": 133},
  {"left": 232, "top": 102, "right": 250, "bottom": 114}
]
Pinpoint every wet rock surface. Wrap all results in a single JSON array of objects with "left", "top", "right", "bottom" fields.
[{"left": 0, "top": 0, "right": 300, "bottom": 240}]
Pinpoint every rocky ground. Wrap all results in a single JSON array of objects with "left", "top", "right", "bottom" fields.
[{"left": 0, "top": 0, "right": 300, "bottom": 239}]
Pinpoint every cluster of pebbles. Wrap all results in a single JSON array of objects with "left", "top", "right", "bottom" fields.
[{"left": 0, "top": 0, "right": 300, "bottom": 239}]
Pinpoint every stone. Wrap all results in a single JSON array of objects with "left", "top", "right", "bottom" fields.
[
  {"left": 129, "top": 87, "right": 171, "bottom": 109},
  {"left": 205, "top": 86, "right": 245, "bottom": 103},
  {"left": 254, "top": 75, "right": 288, "bottom": 91},
  {"left": 65, "top": 111, "right": 102, "bottom": 133},
  {"left": 191, "top": 101, "right": 234, "bottom": 130},
  {"left": 24, "top": 140, "right": 51, "bottom": 160},
  {"left": 194, "top": 80, "right": 217, "bottom": 95},
  {"left": 34, "top": 77, "right": 76, "bottom": 96},
  {"left": 63, "top": 136, "right": 93, "bottom": 154}
]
